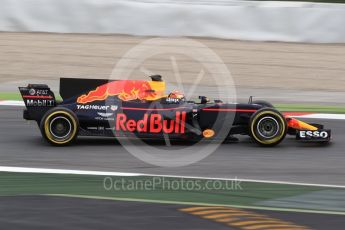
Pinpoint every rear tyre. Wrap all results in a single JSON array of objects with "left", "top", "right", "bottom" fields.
[
  {"left": 249, "top": 108, "right": 287, "bottom": 146},
  {"left": 40, "top": 107, "right": 79, "bottom": 146},
  {"left": 252, "top": 100, "right": 274, "bottom": 108}
]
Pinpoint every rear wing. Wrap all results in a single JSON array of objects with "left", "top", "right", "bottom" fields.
[{"left": 18, "top": 84, "right": 56, "bottom": 121}]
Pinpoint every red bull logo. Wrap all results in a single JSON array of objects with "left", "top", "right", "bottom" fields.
[
  {"left": 77, "top": 80, "right": 165, "bottom": 104},
  {"left": 116, "top": 112, "right": 186, "bottom": 134}
]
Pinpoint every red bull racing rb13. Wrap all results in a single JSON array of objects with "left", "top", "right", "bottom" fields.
[{"left": 19, "top": 75, "right": 331, "bottom": 146}]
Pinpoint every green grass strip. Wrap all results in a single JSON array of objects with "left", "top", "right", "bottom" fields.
[
  {"left": 275, "top": 104, "right": 345, "bottom": 114},
  {"left": 0, "top": 92, "right": 22, "bottom": 101},
  {"left": 1, "top": 172, "right": 343, "bottom": 213}
]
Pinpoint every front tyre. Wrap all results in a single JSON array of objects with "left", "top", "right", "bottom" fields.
[
  {"left": 40, "top": 107, "right": 79, "bottom": 146},
  {"left": 249, "top": 108, "right": 287, "bottom": 146}
]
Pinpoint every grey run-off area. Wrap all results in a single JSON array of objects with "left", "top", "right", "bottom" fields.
[{"left": 1, "top": 33, "right": 345, "bottom": 104}]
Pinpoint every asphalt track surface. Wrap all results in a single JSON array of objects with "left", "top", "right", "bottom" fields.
[
  {"left": 1, "top": 105, "right": 345, "bottom": 185},
  {"left": 1, "top": 32, "right": 344, "bottom": 230},
  {"left": 1, "top": 195, "right": 344, "bottom": 230},
  {"left": 0, "top": 196, "right": 230, "bottom": 230}
]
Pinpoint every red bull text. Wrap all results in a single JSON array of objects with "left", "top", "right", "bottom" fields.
[{"left": 116, "top": 112, "right": 187, "bottom": 134}]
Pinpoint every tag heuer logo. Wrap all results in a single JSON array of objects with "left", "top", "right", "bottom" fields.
[{"left": 110, "top": 105, "right": 118, "bottom": 111}]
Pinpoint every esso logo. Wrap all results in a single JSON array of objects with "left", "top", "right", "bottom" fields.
[{"left": 300, "top": 130, "right": 328, "bottom": 138}]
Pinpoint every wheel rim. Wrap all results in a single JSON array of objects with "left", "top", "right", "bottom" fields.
[
  {"left": 257, "top": 116, "right": 279, "bottom": 139},
  {"left": 49, "top": 116, "right": 72, "bottom": 139}
]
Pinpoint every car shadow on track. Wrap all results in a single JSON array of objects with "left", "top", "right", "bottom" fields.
[
  {"left": 75, "top": 137, "right": 332, "bottom": 149},
  {"left": 76, "top": 137, "right": 236, "bottom": 147},
  {"left": 30, "top": 135, "right": 332, "bottom": 149}
]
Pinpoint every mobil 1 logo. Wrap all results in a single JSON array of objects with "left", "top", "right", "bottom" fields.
[{"left": 26, "top": 99, "right": 55, "bottom": 107}]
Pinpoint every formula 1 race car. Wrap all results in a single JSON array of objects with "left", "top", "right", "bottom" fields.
[{"left": 19, "top": 75, "right": 331, "bottom": 146}]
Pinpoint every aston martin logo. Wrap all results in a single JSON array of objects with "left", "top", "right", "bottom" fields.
[{"left": 97, "top": 112, "right": 114, "bottom": 118}]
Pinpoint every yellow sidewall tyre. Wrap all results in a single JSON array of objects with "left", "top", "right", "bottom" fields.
[
  {"left": 249, "top": 108, "right": 287, "bottom": 147},
  {"left": 40, "top": 107, "right": 79, "bottom": 146}
]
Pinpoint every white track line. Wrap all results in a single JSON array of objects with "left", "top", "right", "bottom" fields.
[
  {"left": 1, "top": 166, "right": 345, "bottom": 188},
  {"left": 0, "top": 166, "right": 140, "bottom": 176},
  {"left": 0, "top": 100, "right": 25, "bottom": 106},
  {"left": 293, "top": 113, "right": 345, "bottom": 120}
]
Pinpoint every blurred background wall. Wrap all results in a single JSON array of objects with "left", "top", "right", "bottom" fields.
[{"left": 1, "top": 0, "right": 345, "bottom": 43}]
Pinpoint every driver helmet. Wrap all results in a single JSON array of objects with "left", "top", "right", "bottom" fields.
[{"left": 168, "top": 90, "right": 185, "bottom": 101}]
